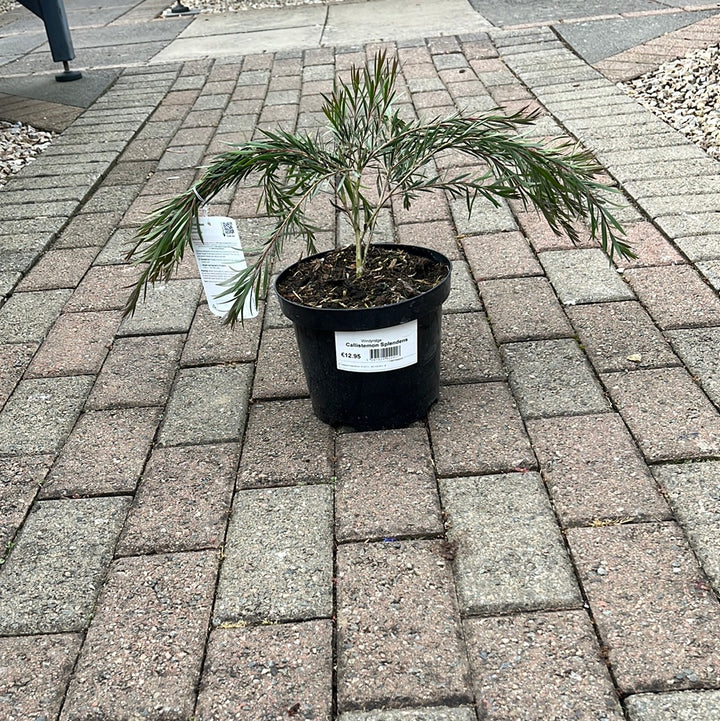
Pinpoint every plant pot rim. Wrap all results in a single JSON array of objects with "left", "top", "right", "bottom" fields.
[{"left": 275, "top": 243, "right": 452, "bottom": 331}]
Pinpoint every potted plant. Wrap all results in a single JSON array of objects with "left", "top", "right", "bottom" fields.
[{"left": 124, "top": 51, "right": 633, "bottom": 430}]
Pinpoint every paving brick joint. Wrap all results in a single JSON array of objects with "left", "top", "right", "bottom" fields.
[{"left": 2, "top": 1, "right": 720, "bottom": 719}]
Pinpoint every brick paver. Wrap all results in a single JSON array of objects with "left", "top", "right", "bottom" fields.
[
  {"left": 429, "top": 382, "right": 536, "bottom": 476},
  {"left": 336, "top": 540, "right": 472, "bottom": 712},
  {"left": 440, "top": 311, "right": 504, "bottom": 384},
  {"left": 196, "top": 621, "right": 333, "bottom": 721},
  {"left": 25, "top": 310, "right": 122, "bottom": 378},
  {"left": 215, "top": 485, "right": 333, "bottom": 624},
  {"left": 480, "top": 276, "right": 573, "bottom": 342},
  {"left": 157, "top": 363, "right": 252, "bottom": 446},
  {"left": 335, "top": 427, "right": 443, "bottom": 542},
  {"left": 440, "top": 473, "right": 581, "bottom": 614},
  {"left": 86, "top": 334, "right": 184, "bottom": 409},
  {"left": 567, "top": 301, "right": 679, "bottom": 373},
  {"left": 237, "top": 398, "right": 334, "bottom": 488},
  {"left": 652, "top": 461, "right": 720, "bottom": 591},
  {"left": 465, "top": 611, "right": 624, "bottom": 720},
  {"left": 0, "top": 455, "right": 52, "bottom": 551},
  {"left": 117, "top": 443, "right": 238, "bottom": 555},
  {"left": 0, "top": 497, "right": 130, "bottom": 634},
  {"left": 528, "top": 413, "right": 670, "bottom": 527},
  {"left": 0, "top": 634, "right": 82, "bottom": 721},
  {"left": 0, "top": 376, "right": 93, "bottom": 455},
  {"left": 502, "top": 338, "right": 610, "bottom": 418},
  {"left": 603, "top": 367, "right": 720, "bottom": 462},
  {"left": 60, "top": 551, "right": 218, "bottom": 721},
  {"left": 625, "top": 690, "right": 720, "bottom": 721},
  {"left": 0, "top": 289, "right": 71, "bottom": 343},
  {"left": 40, "top": 407, "right": 161, "bottom": 497},
  {"left": 540, "top": 248, "right": 634, "bottom": 305},
  {"left": 567, "top": 522, "right": 720, "bottom": 694}
]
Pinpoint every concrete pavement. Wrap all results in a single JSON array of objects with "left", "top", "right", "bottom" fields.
[{"left": 2, "top": 1, "right": 720, "bottom": 719}]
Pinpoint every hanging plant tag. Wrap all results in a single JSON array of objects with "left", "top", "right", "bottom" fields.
[
  {"left": 190, "top": 216, "right": 258, "bottom": 319},
  {"left": 335, "top": 320, "right": 418, "bottom": 373}
]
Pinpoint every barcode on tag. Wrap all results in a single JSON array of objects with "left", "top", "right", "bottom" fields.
[
  {"left": 335, "top": 320, "right": 417, "bottom": 373},
  {"left": 221, "top": 221, "right": 235, "bottom": 237},
  {"left": 370, "top": 344, "right": 401, "bottom": 360}
]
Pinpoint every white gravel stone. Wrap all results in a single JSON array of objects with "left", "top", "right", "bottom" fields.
[
  {"left": 0, "top": 121, "right": 55, "bottom": 187},
  {"left": 623, "top": 44, "right": 719, "bottom": 160},
  {"left": 181, "top": 0, "right": 346, "bottom": 12}
]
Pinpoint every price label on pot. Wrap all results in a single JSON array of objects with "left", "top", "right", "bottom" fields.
[
  {"left": 335, "top": 320, "right": 418, "bottom": 373},
  {"left": 190, "top": 216, "right": 258, "bottom": 319}
]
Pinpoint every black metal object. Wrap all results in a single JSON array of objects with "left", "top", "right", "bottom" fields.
[{"left": 16, "top": 0, "right": 82, "bottom": 81}]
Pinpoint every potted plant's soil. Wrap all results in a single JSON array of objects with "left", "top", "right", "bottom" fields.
[{"left": 276, "top": 244, "right": 451, "bottom": 430}]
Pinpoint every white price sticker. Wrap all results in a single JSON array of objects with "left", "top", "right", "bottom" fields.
[
  {"left": 335, "top": 320, "right": 418, "bottom": 373},
  {"left": 190, "top": 216, "right": 258, "bottom": 319}
]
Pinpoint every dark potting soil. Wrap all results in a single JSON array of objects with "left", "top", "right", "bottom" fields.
[{"left": 276, "top": 245, "right": 448, "bottom": 309}]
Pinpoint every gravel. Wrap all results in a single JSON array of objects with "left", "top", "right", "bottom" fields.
[
  {"left": 623, "top": 44, "right": 719, "bottom": 160},
  {"left": 0, "top": 0, "right": 17, "bottom": 13},
  {"left": 181, "top": 0, "right": 346, "bottom": 11},
  {"left": 0, "top": 121, "right": 55, "bottom": 187}
]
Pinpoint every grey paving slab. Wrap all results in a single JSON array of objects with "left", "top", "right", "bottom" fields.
[
  {"left": 528, "top": 413, "right": 670, "bottom": 527},
  {"left": 674, "top": 234, "right": 720, "bottom": 262},
  {"left": 445, "top": 260, "right": 482, "bottom": 312},
  {"left": 0, "top": 633, "right": 82, "bottom": 721},
  {"left": 0, "top": 342, "right": 35, "bottom": 409},
  {"left": 539, "top": 248, "right": 634, "bottom": 305},
  {"left": 341, "top": 709, "right": 476, "bottom": 721},
  {"left": 335, "top": 427, "right": 442, "bottom": 542},
  {"left": 465, "top": 611, "right": 624, "bottom": 720},
  {"left": 450, "top": 195, "right": 517, "bottom": 235},
  {"left": 336, "top": 539, "right": 472, "bottom": 712},
  {"left": 237, "top": 398, "right": 334, "bottom": 488},
  {"left": 480, "top": 276, "right": 573, "bottom": 343},
  {"left": 668, "top": 327, "right": 720, "bottom": 408},
  {"left": 461, "top": 231, "right": 543, "bottom": 281},
  {"left": 41, "top": 407, "right": 162, "bottom": 498},
  {"left": 196, "top": 621, "right": 333, "bottom": 721},
  {"left": 440, "top": 311, "right": 504, "bottom": 384},
  {"left": 440, "top": 473, "right": 581, "bottom": 614},
  {"left": 86, "top": 334, "right": 183, "bottom": 410},
  {"left": 502, "top": 339, "right": 610, "bottom": 418},
  {"left": 567, "top": 522, "right": 720, "bottom": 694},
  {"left": 655, "top": 211, "right": 720, "bottom": 239},
  {"left": 625, "top": 690, "right": 720, "bottom": 721},
  {"left": 214, "top": 484, "right": 333, "bottom": 624},
  {"left": 603, "top": 367, "right": 720, "bottom": 462},
  {"left": 0, "top": 454, "right": 52, "bottom": 552},
  {"left": 429, "top": 382, "right": 536, "bottom": 477},
  {"left": 118, "top": 279, "right": 201, "bottom": 336},
  {"left": 567, "top": 301, "right": 680, "bottom": 373},
  {"left": 253, "top": 326, "right": 309, "bottom": 399},
  {"left": 0, "top": 289, "right": 71, "bottom": 344},
  {"left": 182, "top": 303, "right": 263, "bottom": 365},
  {"left": 652, "top": 461, "right": 720, "bottom": 591},
  {"left": 0, "top": 496, "right": 130, "bottom": 634},
  {"left": 60, "top": 551, "right": 217, "bottom": 721},
  {"left": 0, "top": 375, "right": 93, "bottom": 455},
  {"left": 157, "top": 364, "right": 253, "bottom": 446}
]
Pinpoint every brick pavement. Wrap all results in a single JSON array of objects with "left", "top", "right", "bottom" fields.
[{"left": 2, "top": 2, "right": 720, "bottom": 720}]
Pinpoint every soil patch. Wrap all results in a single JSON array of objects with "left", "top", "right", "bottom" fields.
[{"left": 276, "top": 244, "right": 448, "bottom": 309}]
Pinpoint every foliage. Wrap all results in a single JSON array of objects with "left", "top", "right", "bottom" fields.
[{"left": 125, "top": 50, "right": 632, "bottom": 324}]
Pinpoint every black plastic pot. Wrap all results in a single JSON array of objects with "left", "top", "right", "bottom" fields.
[{"left": 275, "top": 244, "right": 452, "bottom": 430}]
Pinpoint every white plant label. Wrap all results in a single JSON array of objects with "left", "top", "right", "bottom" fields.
[
  {"left": 335, "top": 320, "right": 418, "bottom": 373},
  {"left": 190, "top": 216, "right": 258, "bottom": 319}
]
